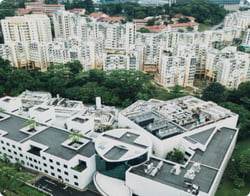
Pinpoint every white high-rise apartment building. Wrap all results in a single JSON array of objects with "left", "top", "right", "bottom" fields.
[
  {"left": 125, "top": 23, "right": 136, "bottom": 49},
  {"left": 1, "top": 14, "right": 52, "bottom": 43},
  {"left": 224, "top": 10, "right": 250, "bottom": 30},
  {"left": 103, "top": 54, "right": 127, "bottom": 70},
  {"left": 0, "top": 44, "right": 11, "bottom": 62},
  {"left": 242, "top": 28, "right": 250, "bottom": 46},
  {"left": 205, "top": 47, "right": 250, "bottom": 89},
  {"left": 29, "top": 42, "right": 49, "bottom": 71},
  {"left": 160, "top": 54, "right": 196, "bottom": 87},
  {"left": 53, "top": 10, "right": 79, "bottom": 39},
  {"left": 8, "top": 42, "right": 29, "bottom": 68},
  {"left": 104, "top": 23, "right": 125, "bottom": 49},
  {"left": 216, "top": 48, "right": 250, "bottom": 89}
]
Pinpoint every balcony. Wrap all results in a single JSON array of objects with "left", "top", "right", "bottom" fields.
[{"left": 71, "top": 160, "right": 86, "bottom": 172}]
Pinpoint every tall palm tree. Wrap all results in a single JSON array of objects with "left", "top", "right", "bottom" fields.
[{"left": 68, "top": 132, "right": 84, "bottom": 143}]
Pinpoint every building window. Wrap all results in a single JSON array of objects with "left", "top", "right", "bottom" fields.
[
  {"left": 6, "top": 143, "right": 9, "bottom": 146},
  {"left": 0, "top": 140, "right": 4, "bottom": 144},
  {"left": 50, "top": 166, "right": 54, "bottom": 170},
  {"left": 29, "top": 157, "right": 32, "bottom": 161},
  {"left": 14, "top": 151, "right": 17, "bottom": 155},
  {"left": 64, "top": 171, "right": 68, "bottom": 175},
  {"left": 43, "top": 163, "right": 47, "bottom": 167},
  {"left": 56, "top": 161, "right": 60, "bottom": 166},
  {"left": 8, "top": 149, "right": 11, "bottom": 153},
  {"left": 18, "top": 147, "right": 21, "bottom": 151},
  {"left": 42, "top": 156, "right": 46, "bottom": 160},
  {"left": 74, "top": 175, "right": 78, "bottom": 179},
  {"left": 65, "top": 178, "right": 69, "bottom": 182},
  {"left": 34, "top": 159, "right": 37, "bottom": 163},
  {"left": 2, "top": 147, "right": 5, "bottom": 150},
  {"left": 49, "top": 159, "right": 53, "bottom": 163},
  {"left": 74, "top": 182, "right": 79, "bottom": 186},
  {"left": 57, "top": 168, "right": 61, "bottom": 172},
  {"left": 35, "top": 166, "right": 38, "bottom": 170},
  {"left": 63, "top": 164, "right": 67, "bottom": 168},
  {"left": 51, "top": 172, "right": 55, "bottom": 176},
  {"left": 44, "top": 170, "right": 48, "bottom": 173},
  {"left": 12, "top": 145, "right": 15, "bottom": 148}
]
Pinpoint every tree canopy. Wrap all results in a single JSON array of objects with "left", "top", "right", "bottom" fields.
[
  {"left": 0, "top": 57, "right": 157, "bottom": 107},
  {"left": 99, "top": 0, "right": 227, "bottom": 25},
  {"left": 202, "top": 82, "right": 226, "bottom": 103},
  {"left": 165, "top": 148, "right": 185, "bottom": 164}
]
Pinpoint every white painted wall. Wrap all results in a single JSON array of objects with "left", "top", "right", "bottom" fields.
[{"left": 0, "top": 96, "right": 22, "bottom": 113}]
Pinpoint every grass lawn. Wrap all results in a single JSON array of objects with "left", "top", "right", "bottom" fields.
[
  {"left": 198, "top": 24, "right": 211, "bottom": 32},
  {"left": 215, "top": 139, "right": 250, "bottom": 196}
]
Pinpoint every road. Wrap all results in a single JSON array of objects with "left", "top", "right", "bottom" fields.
[{"left": 35, "top": 176, "right": 101, "bottom": 196}]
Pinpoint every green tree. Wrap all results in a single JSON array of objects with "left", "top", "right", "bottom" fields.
[
  {"left": 45, "top": 0, "right": 58, "bottom": 4},
  {"left": 23, "top": 120, "right": 38, "bottom": 130},
  {"left": 68, "top": 132, "right": 84, "bottom": 143},
  {"left": 237, "top": 46, "right": 245, "bottom": 52},
  {"left": 165, "top": 148, "right": 185, "bottom": 164},
  {"left": 1, "top": 154, "right": 10, "bottom": 164},
  {"left": 139, "top": 27, "right": 150, "bottom": 33},
  {"left": 14, "top": 160, "right": 23, "bottom": 172},
  {"left": 5, "top": 69, "right": 36, "bottom": 96},
  {"left": 179, "top": 17, "right": 190, "bottom": 23},
  {"left": 147, "top": 18, "right": 156, "bottom": 26},
  {"left": 65, "top": 60, "right": 83, "bottom": 74},
  {"left": 220, "top": 102, "right": 250, "bottom": 139},
  {"left": 239, "top": 149, "right": 250, "bottom": 180},
  {"left": 186, "top": 26, "right": 194, "bottom": 32},
  {"left": 202, "top": 82, "right": 226, "bottom": 103},
  {"left": 83, "top": 0, "right": 94, "bottom": 13}
]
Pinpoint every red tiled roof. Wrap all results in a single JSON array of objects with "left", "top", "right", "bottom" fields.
[
  {"left": 161, "top": 14, "right": 170, "bottom": 18},
  {"left": 169, "top": 22, "right": 199, "bottom": 27},
  {"left": 100, "top": 16, "right": 125, "bottom": 22},
  {"left": 187, "top": 16, "right": 195, "bottom": 20},
  {"left": 43, "top": 4, "right": 64, "bottom": 7},
  {"left": 29, "top": 8, "right": 45, "bottom": 11},
  {"left": 171, "top": 18, "right": 180, "bottom": 21},
  {"left": 133, "top": 19, "right": 148, "bottom": 23},
  {"left": 137, "top": 25, "right": 166, "bottom": 33},
  {"left": 25, "top": 1, "right": 43, "bottom": 5},
  {"left": 16, "top": 8, "right": 32, "bottom": 15},
  {"left": 89, "top": 12, "right": 108, "bottom": 18},
  {"left": 32, "top": 12, "right": 45, "bottom": 14},
  {"left": 68, "top": 8, "right": 85, "bottom": 13}
]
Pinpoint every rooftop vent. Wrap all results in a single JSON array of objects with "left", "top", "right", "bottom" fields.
[
  {"left": 170, "top": 164, "right": 181, "bottom": 175},
  {"left": 144, "top": 162, "right": 154, "bottom": 174},
  {"left": 191, "top": 162, "right": 201, "bottom": 173}
]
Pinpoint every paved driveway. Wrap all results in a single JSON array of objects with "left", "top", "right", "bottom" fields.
[{"left": 35, "top": 176, "right": 101, "bottom": 196}]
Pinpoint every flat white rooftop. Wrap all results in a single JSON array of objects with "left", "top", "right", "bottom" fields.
[
  {"left": 95, "top": 129, "right": 152, "bottom": 162},
  {"left": 121, "top": 96, "right": 235, "bottom": 140}
]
